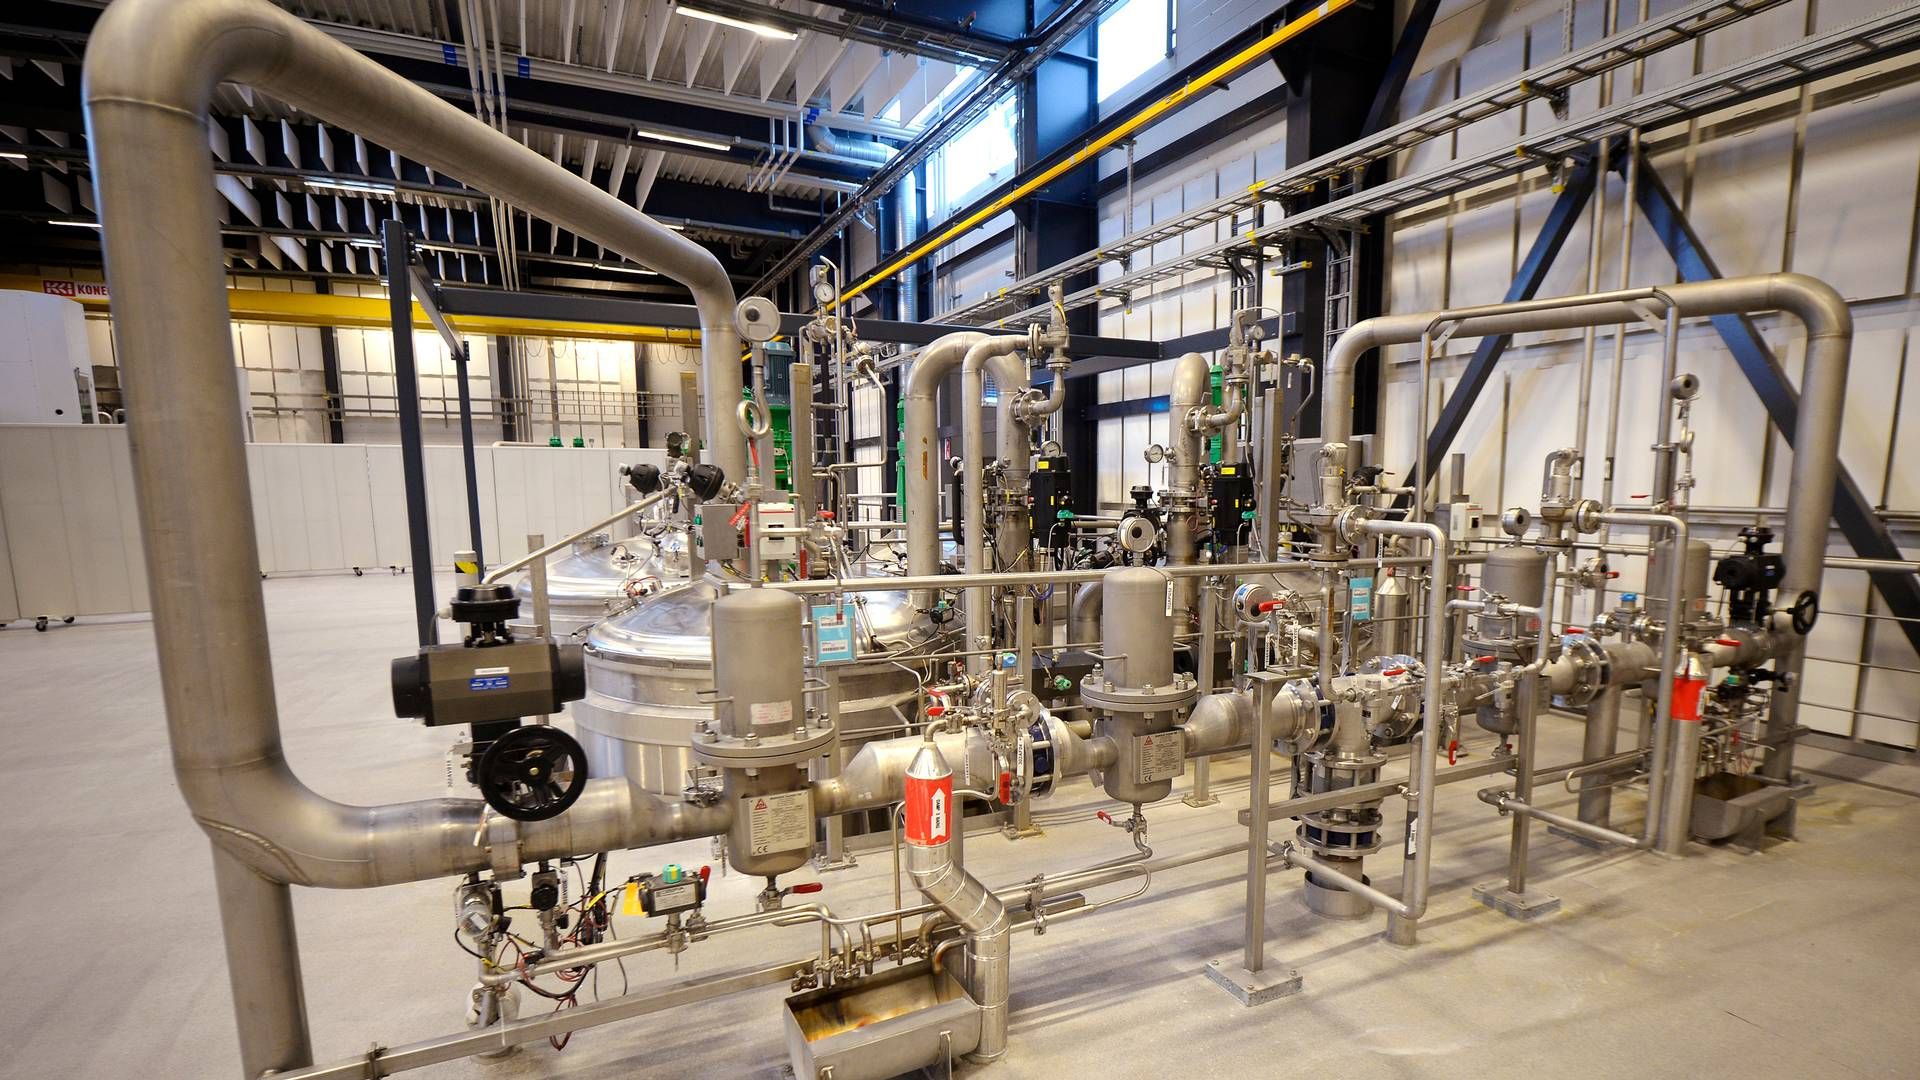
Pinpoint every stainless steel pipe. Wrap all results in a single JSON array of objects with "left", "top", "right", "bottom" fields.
[
  {"left": 1324, "top": 274, "right": 1848, "bottom": 789},
  {"left": 82, "top": 1, "right": 749, "bottom": 1071}
]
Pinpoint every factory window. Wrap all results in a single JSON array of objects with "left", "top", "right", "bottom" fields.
[
  {"left": 1097, "top": 0, "right": 1174, "bottom": 103},
  {"left": 848, "top": 382, "right": 888, "bottom": 522},
  {"left": 1092, "top": 358, "right": 1176, "bottom": 510},
  {"left": 929, "top": 92, "right": 1018, "bottom": 220}
]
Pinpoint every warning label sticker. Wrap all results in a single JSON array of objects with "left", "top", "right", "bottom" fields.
[
  {"left": 748, "top": 699, "right": 795, "bottom": 726},
  {"left": 743, "top": 789, "right": 812, "bottom": 856},
  {"left": 1134, "top": 730, "right": 1186, "bottom": 784},
  {"left": 904, "top": 771, "right": 954, "bottom": 847}
]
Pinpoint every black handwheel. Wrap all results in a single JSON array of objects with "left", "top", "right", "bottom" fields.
[
  {"left": 35, "top": 617, "right": 48, "bottom": 632},
  {"left": 476, "top": 726, "right": 588, "bottom": 822},
  {"left": 1789, "top": 590, "right": 1819, "bottom": 635},
  {"left": 62, "top": 616, "right": 73, "bottom": 624}
]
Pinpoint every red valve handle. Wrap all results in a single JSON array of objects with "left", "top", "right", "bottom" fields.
[
  {"left": 926, "top": 704, "right": 946, "bottom": 717},
  {"left": 1630, "top": 493, "right": 1649, "bottom": 500},
  {"left": 1256, "top": 599, "right": 1283, "bottom": 614},
  {"left": 1456, "top": 585, "right": 1477, "bottom": 593},
  {"left": 817, "top": 510, "right": 836, "bottom": 520},
  {"left": 1716, "top": 638, "right": 1741, "bottom": 647},
  {"left": 1380, "top": 668, "right": 1407, "bottom": 677},
  {"left": 1096, "top": 810, "right": 1113, "bottom": 824},
  {"left": 997, "top": 771, "right": 1013, "bottom": 803},
  {"left": 1448, "top": 739, "right": 1459, "bottom": 766},
  {"left": 1474, "top": 655, "right": 1496, "bottom": 664},
  {"left": 1606, "top": 571, "right": 1621, "bottom": 579},
  {"left": 788, "top": 882, "right": 824, "bottom": 895},
  {"left": 1564, "top": 627, "right": 1586, "bottom": 635},
  {"left": 697, "top": 865, "right": 712, "bottom": 884}
]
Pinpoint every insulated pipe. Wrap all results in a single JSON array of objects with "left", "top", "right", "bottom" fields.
[
  {"left": 903, "top": 741, "right": 1010, "bottom": 1062},
  {"left": 1601, "top": 510, "right": 1687, "bottom": 852},
  {"left": 804, "top": 123, "right": 897, "bottom": 165},
  {"left": 80, "top": 3, "right": 743, "bottom": 1072},
  {"left": 1324, "top": 275, "right": 1848, "bottom": 774},
  {"left": 903, "top": 331, "right": 990, "bottom": 592}
]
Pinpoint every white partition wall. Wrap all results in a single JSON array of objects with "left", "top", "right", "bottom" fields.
[
  {"left": 0, "top": 423, "right": 668, "bottom": 621},
  {"left": 0, "top": 425, "right": 148, "bottom": 620}
]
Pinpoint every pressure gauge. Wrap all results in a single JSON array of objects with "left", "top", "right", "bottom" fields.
[
  {"left": 811, "top": 272, "right": 837, "bottom": 307},
  {"left": 1144, "top": 443, "right": 1167, "bottom": 465}
]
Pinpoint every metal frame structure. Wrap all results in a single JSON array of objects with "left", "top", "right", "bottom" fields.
[{"left": 938, "top": 0, "right": 1917, "bottom": 329}]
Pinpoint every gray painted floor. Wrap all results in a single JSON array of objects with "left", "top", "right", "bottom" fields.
[{"left": 2, "top": 573, "right": 1917, "bottom": 1079}]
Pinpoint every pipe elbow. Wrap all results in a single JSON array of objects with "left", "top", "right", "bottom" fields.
[
  {"left": 83, "top": 0, "right": 294, "bottom": 112},
  {"left": 1767, "top": 272, "right": 1852, "bottom": 339}
]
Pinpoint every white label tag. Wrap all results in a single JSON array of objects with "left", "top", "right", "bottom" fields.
[
  {"left": 651, "top": 882, "right": 697, "bottom": 909},
  {"left": 743, "top": 789, "right": 812, "bottom": 856},
  {"left": 1165, "top": 580, "right": 1175, "bottom": 616},
  {"left": 1134, "top": 730, "right": 1186, "bottom": 783},
  {"left": 928, "top": 787, "right": 949, "bottom": 842},
  {"left": 473, "top": 666, "right": 510, "bottom": 676},
  {"left": 749, "top": 699, "right": 795, "bottom": 726}
]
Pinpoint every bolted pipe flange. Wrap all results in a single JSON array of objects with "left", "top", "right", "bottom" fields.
[
  {"left": 1333, "top": 505, "right": 1372, "bottom": 546},
  {"left": 1571, "top": 498, "right": 1603, "bottom": 533}
]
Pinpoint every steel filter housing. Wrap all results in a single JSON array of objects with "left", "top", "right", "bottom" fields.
[{"left": 579, "top": 576, "right": 934, "bottom": 795}]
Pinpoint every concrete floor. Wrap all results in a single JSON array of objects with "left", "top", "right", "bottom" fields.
[{"left": 3, "top": 573, "right": 1917, "bottom": 1080}]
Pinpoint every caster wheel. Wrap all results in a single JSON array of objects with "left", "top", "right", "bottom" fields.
[
  {"left": 353, "top": 567, "right": 364, "bottom": 577},
  {"left": 35, "top": 617, "right": 49, "bottom": 632},
  {"left": 62, "top": 616, "right": 74, "bottom": 625}
]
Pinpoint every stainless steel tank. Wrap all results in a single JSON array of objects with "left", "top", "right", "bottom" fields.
[
  {"left": 1645, "top": 537, "right": 1711, "bottom": 623},
  {"left": 578, "top": 576, "right": 934, "bottom": 796},
  {"left": 511, "top": 530, "right": 690, "bottom": 638}
]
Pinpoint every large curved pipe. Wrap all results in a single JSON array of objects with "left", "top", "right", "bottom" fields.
[
  {"left": 82, "top": 1, "right": 744, "bottom": 1071},
  {"left": 84, "top": 0, "right": 745, "bottom": 883},
  {"left": 962, "top": 336, "right": 1029, "bottom": 669},
  {"left": 1324, "top": 274, "right": 1849, "bottom": 775},
  {"left": 903, "top": 331, "right": 990, "bottom": 589}
]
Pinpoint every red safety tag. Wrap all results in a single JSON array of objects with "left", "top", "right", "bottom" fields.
[
  {"left": 903, "top": 771, "right": 954, "bottom": 847},
  {"left": 1672, "top": 674, "right": 1710, "bottom": 722}
]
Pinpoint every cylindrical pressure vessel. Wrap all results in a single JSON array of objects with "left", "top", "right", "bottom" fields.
[
  {"left": 1645, "top": 538, "right": 1711, "bottom": 623},
  {"left": 711, "top": 588, "right": 805, "bottom": 739}
]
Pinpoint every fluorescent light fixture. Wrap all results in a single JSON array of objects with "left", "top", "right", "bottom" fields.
[
  {"left": 632, "top": 127, "right": 732, "bottom": 153},
  {"left": 347, "top": 239, "right": 382, "bottom": 249},
  {"left": 51, "top": 219, "right": 102, "bottom": 228},
  {"left": 599, "top": 264, "right": 657, "bottom": 276},
  {"left": 675, "top": 4, "right": 796, "bottom": 40},
  {"left": 0, "top": 151, "right": 27, "bottom": 160},
  {"left": 304, "top": 177, "right": 396, "bottom": 195}
]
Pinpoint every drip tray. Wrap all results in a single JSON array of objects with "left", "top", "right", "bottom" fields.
[
  {"left": 784, "top": 961, "right": 981, "bottom": 1080},
  {"left": 1691, "top": 771, "right": 1794, "bottom": 843}
]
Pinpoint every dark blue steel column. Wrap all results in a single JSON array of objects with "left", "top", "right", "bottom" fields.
[{"left": 382, "top": 218, "right": 438, "bottom": 647}]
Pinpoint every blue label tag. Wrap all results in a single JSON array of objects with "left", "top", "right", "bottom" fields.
[
  {"left": 517, "top": 55, "right": 531, "bottom": 78},
  {"left": 813, "top": 602, "right": 857, "bottom": 664},
  {"left": 469, "top": 675, "right": 510, "bottom": 691},
  {"left": 1350, "top": 576, "right": 1373, "bottom": 622},
  {"left": 442, "top": 43, "right": 458, "bottom": 64}
]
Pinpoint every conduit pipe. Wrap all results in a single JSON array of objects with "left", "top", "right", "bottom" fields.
[
  {"left": 1323, "top": 274, "right": 1848, "bottom": 783},
  {"left": 1361, "top": 518, "right": 1449, "bottom": 945},
  {"left": 962, "top": 335, "right": 1031, "bottom": 670},
  {"left": 81, "top": 0, "right": 747, "bottom": 1071},
  {"left": 902, "top": 331, "right": 989, "bottom": 595},
  {"left": 1167, "top": 353, "right": 1214, "bottom": 617}
]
